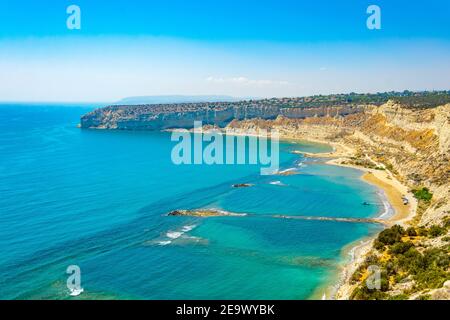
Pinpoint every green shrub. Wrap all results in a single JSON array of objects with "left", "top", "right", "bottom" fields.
[
  {"left": 412, "top": 187, "right": 433, "bottom": 201},
  {"left": 417, "top": 227, "right": 429, "bottom": 237},
  {"left": 364, "top": 254, "right": 379, "bottom": 265},
  {"left": 422, "top": 248, "right": 450, "bottom": 269},
  {"left": 377, "top": 225, "right": 404, "bottom": 245},
  {"left": 350, "top": 286, "right": 388, "bottom": 300},
  {"left": 350, "top": 270, "right": 390, "bottom": 300},
  {"left": 428, "top": 225, "right": 447, "bottom": 238},
  {"left": 379, "top": 272, "right": 390, "bottom": 292},
  {"left": 374, "top": 239, "right": 385, "bottom": 251},
  {"left": 443, "top": 216, "right": 450, "bottom": 228},
  {"left": 390, "top": 241, "right": 415, "bottom": 255},
  {"left": 350, "top": 266, "right": 365, "bottom": 284},
  {"left": 415, "top": 268, "right": 449, "bottom": 289},
  {"left": 397, "top": 247, "right": 422, "bottom": 274},
  {"left": 406, "top": 227, "right": 417, "bottom": 237},
  {"left": 389, "top": 294, "right": 409, "bottom": 300}
]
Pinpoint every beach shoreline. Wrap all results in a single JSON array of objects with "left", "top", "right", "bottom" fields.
[
  {"left": 169, "top": 127, "right": 418, "bottom": 300},
  {"left": 212, "top": 131, "right": 417, "bottom": 299},
  {"left": 304, "top": 141, "right": 417, "bottom": 300}
]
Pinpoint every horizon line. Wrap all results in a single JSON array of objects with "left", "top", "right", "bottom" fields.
[{"left": 1, "top": 89, "right": 449, "bottom": 106}]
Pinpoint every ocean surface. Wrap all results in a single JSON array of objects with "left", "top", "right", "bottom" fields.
[{"left": 0, "top": 104, "right": 384, "bottom": 299}]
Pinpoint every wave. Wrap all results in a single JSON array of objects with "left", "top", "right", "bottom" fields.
[
  {"left": 376, "top": 191, "right": 394, "bottom": 219},
  {"left": 181, "top": 225, "right": 196, "bottom": 232},
  {"left": 269, "top": 180, "right": 286, "bottom": 186},
  {"left": 166, "top": 231, "right": 183, "bottom": 239},
  {"left": 277, "top": 168, "right": 297, "bottom": 174},
  {"left": 158, "top": 224, "right": 199, "bottom": 245}
]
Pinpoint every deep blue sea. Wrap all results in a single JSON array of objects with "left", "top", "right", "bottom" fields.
[{"left": 0, "top": 104, "right": 383, "bottom": 299}]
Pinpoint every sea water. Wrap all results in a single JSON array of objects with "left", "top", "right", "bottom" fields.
[{"left": 0, "top": 104, "right": 383, "bottom": 299}]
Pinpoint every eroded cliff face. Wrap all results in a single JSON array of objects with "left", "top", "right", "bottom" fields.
[
  {"left": 225, "top": 102, "right": 450, "bottom": 227},
  {"left": 80, "top": 103, "right": 365, "bottom": 130}
]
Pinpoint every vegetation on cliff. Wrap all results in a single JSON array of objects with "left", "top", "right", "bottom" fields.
[{"left": 350, "top": 224, "right": 450, "bottom": 300}]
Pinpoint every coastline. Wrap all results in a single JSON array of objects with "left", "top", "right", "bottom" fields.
[
  {"left": 326, "top": 157, "right": 417, "bottom": 225},
  {"left": 169, "top": 127, "right": 417, "bottom": 300},
  {"left": 222, "top": 131, "right": 416, "bottom": 299},
  {"left": 306, "top": 142, "right": 417, "bottom": 300}
]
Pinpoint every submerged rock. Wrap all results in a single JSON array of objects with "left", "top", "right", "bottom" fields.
[
  {"left": 232, "top": 183, "right": 253, "bottom": 188},
  {"left": 168, "top": 209, "right": 246, "bottom": 217}
]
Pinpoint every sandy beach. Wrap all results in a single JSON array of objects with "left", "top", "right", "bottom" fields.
[
  {"left": 172, "top": 127, "right": 419, "bottom": 299},
  {"left": 326, "top": 157, "right": 417, "bottom": 225},
  {"left": 302, "top": 141, "right": 418, "bottom": 300}
]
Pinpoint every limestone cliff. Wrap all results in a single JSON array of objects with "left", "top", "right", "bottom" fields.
[
  {"left": 225, "top": 102, "right": 449, "bottom": 226},
  {"left": 80, "top": 102, "right": 365, "bottom": 130}
]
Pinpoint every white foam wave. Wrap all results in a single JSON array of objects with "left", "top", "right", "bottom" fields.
[
  {"left": 278, "top": 168, "right": 297, "bottom": 174},
  {"left": 376, "top": 191, "right": 395, "bottom": 219},
  {"left": 160, "top": 224, "right": 198, "bottom": 245},
  {"left": 269, "top": 180, "right": 286, "bottom": 186},
  {"left": 166, "top": 231, "right": 183, "bottom": 239},
  {"left": 182, "top": 225, "right": 197, "bottom": 232}
]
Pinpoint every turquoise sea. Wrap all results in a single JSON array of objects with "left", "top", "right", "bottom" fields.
[{"left": 0, "top": 104, "right": 384, "bottom": 299}]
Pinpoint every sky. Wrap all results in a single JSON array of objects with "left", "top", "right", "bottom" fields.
[{"left": 0, "top": 0, "right": 449, "bottom": 102}]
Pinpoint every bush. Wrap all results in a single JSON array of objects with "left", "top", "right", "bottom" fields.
[
  {"left": 428, "top": 225, "right": 447, "bottom": 238},
  {"left": 374, "top": 239, "right": 385, "bottom": 251},
  {"left": 412, "top": 187, "right": 433, "bottom": 201},
  {"left": 350, "top": 266, "right": 365, "bottom": 284},
  {"left": 389, "top": 294, "right": 409, "bottom": 300},
  {"left": 377, "top": 225, "right": 404, "bottom": 245},
  {"left": 364, "top": 255, "right": 379, "bottom": 265},
  {"left": 397, "top": 247, "right": 422, "bottom": 273},
  {"left": 350, "top": 272, "right": 390, "bottom": 300},
  {"left": 415, "top": 268, "right": 448, "bottom": 290},
  {"left": 417, "top": 227, "right": 429, "bottom": 237},
  {"left": 443, "top": 216, "right": 450, "bottom": 228},
  {"left": 422, "top": 248, "right": 450, "bottom": 269},
  {"left": 350, "top": 286, "right": 388, "bottom": 300},
  {"left": 390, "top": 241, "right": 415, "bottom": 255},
  {"left": 385, "top": 261, "right": 397, "bottom": 277},
  {"left": 417, "top": 294, "right": 431, "bottom": 300},
  {"left": 406, "top": 227, "right": 417, "bottom": 237}
]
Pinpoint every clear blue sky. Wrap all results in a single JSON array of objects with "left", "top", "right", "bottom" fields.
[{"left": 0, "top": 0, "right": 449, "bottom": 102}]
